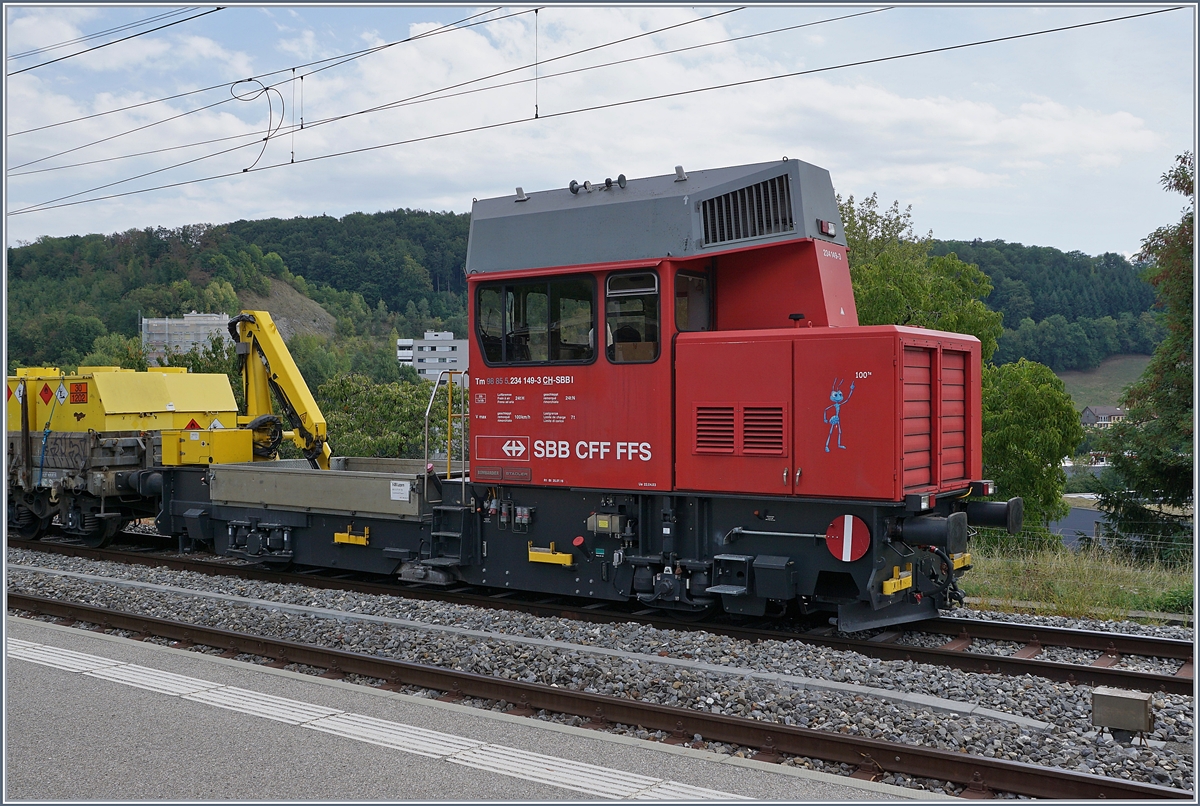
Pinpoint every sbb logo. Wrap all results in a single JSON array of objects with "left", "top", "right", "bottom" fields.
[{"left": 533, "top": 440, "right": 571, "bottom": 458}]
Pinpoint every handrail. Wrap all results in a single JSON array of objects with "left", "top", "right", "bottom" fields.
[{"left": 422, "top": 370, "right": 469, "bottom": 505}]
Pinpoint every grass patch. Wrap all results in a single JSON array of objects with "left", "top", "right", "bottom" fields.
[
  {"left": 959, "top": 541, "right": 1194, "bottom": 619},
  {"left": 1056, "top": 353, "right": 1151, "bottom": 410}
]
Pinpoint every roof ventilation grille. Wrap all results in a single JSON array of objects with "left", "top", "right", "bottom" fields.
[{"left": 700, "top": 174, "right": 794, "bottom": 247}]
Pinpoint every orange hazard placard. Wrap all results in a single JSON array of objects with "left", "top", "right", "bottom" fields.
[{"left": 69, "top": 383, "right": 88, "bottom": 404}]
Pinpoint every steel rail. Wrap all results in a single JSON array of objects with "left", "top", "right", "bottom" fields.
[
  {"left": 6, "top": 592, "right": 1190, "bottom": 801},
  {"left": 10, "top": 537, "right": 1194, "bottom": 695},
  {"left": 920, "top": 617, "right": 1195, "bottom": 660}
]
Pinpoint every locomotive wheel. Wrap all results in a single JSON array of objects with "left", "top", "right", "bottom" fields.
[{"left": 652, "top": 604, "right": 716, "bottom": 622}]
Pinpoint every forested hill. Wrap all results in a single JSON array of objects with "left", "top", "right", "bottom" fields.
[
  {"left": 931, "top": 239, "right": 1154, "bottom": 323},
  {"left": 226, "top": 209, "right": 470, "bottom": 310},
  {"left": 6, "top": 208, "right": 1160, "bottom": 376},
  {"left": 930, "top": 239, "right": 1162, "bottom": 370},
  {"left": 5, "top": 209, "right": 471, "bottom": 376}
]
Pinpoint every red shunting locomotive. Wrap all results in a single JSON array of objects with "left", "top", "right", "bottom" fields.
[{"left": 465, "top": 158, "right": 1022, "bottom": 629}]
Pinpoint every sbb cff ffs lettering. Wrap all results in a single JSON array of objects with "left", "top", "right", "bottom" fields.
[{"left": 532, "top": 440, "right": 652, "bottom": 461}]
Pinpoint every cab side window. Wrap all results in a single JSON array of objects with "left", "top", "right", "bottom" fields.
[
  {"left": 551, "top": 278, "right": 595, "bottom": 361},
  {"left": 477, "top": 287, "right": 504, "bottom": 362},
  {"left": 675, "top": 271, "right": 711, "bottom": 331},
  {"left": 606, "top": 272, "right": 659, "bottom": 363},
  {"left": 507, "top": 283, "right": 548, "bottom": 362},
  {"left": 475, "top": 277, "right": 595, "bottom": 365}
]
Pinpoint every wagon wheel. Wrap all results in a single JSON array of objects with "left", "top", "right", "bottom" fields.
[
  {"left": 78, "top": 518, "right": 121, "bottom": 549},
  {"left": 7, "top": 499, "right": 49, "bottom": 540}
]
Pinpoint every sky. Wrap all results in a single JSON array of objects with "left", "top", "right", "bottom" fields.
[{"left": 3, "top": 4, "right": 1196, "bottom": 257}]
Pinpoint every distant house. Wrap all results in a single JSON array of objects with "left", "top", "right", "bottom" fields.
[{"left": 1081, "top": 405, "right": 1126, "bottom": 428}]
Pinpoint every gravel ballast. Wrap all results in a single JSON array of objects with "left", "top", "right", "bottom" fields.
[{"left": 6, "top": 549, "right": 1194, "bottom": 793}]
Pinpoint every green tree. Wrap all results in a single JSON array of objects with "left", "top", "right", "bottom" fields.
[
  {"left": 347, "top": 339, "right": 404, "bottom": 384},
  {"left": 1098, "top": 152, "right": 1194, "bottom": 557},
  {"left": 9, "top": 312, "right": 108, "bottom": 371},
  {"left": 316, "top": 372, "right": 437, "bottom": 458},
  {"left": 840, "top": 194, "right": 1002, "bottom": 361},
  {"left": 287, "top": 333, "right": 346, "bottom": 392},
  {"left": 981, "top": 359, "right": 1083, "bottom": 527},
  {"left": 79, "top": 333, "right": 149, "bottom": 371}
]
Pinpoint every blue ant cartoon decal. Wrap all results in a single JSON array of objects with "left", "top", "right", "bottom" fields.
[{"left": 823, "top": 378, "right": 855, "bottom": 452}]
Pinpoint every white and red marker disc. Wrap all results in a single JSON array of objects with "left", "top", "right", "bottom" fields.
[{"left": 825, "top": 514, "right": 870, "bottom": 562}]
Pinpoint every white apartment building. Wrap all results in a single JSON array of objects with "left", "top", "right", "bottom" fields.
[
  {"left": 400, "top": 331, "right": 468, "bottom": 385},
  {"left": 141, "top": 312, "right": 230, "bottom": 365},
  {"left": 396, "top": 338, "right": 415, "bottom": 368}
]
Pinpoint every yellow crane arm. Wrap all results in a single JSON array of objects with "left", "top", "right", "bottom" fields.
[{"left": 229, "top": 311, "right": 331, "bottom": 469}]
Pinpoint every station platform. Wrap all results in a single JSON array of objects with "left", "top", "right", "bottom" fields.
[{"left": 5, "top": 616, "right": 941, "bottom": 801}]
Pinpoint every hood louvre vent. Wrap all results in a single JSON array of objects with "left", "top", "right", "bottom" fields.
[
  {"left": 700, "top": 174, "right": 794, "bottom": 247},
  {"left": 695, "top": 406, "right": 735, "bottom": 454},
  {"left": 742, "top": 406, "right": 785, "bottom": 455}
]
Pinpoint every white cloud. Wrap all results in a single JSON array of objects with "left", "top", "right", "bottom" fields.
[
  {"left": 277, "top": 29, "right": 320, "bottom": 61},
  {"left": 5, "top": 7, "right": 101, "bottom": 53},
  {"left": 172, "top": 36, "right": 256, "bottom": 79},
  {"left": 3, "top": 6, "right": 1191, "bottom": 256}
]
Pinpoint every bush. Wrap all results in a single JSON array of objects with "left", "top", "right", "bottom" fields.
[
  {"left": 1150, "top": 585, "right": 1194, "bottom": 615},
  {"left": 316, "top": 372, "right": 458, "bottom": 458}
]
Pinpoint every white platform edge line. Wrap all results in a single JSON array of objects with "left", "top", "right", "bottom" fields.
[
  {"left": 303, "top": 713, "right": 483, "bottom": 754},
  {"left": 447, "top": 745, "right": 658, "bottom": 798},
  {"left": 84, "top": 663, "right": 225, "bottom": 696},
  {"left": 445, "top": 756, "right": 639, "bottom": 800},
  {"left": 634, "top": 780, "right": 743, "bottom": 800},
  {"left": 303, "top": 721, "right": 474, "bottom": 758},
  {"left": 183, "top": 684, "right": 344, "bottom": 713},
  {"left": 8, "top": 643, "right": 127, "bottom": 665},
  {"left": 454, "top": 743, "right": 663, "bottom": 786},
  {"left": 181, "top": 688, "right": 343, "bottom": 725},
  {"left": 7, "top": 647, "right": 127, "bottom": 673}
]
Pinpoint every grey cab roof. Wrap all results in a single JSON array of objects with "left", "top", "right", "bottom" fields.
[{"left": 466, "top": 158, "right": 846, "bottom": 274}]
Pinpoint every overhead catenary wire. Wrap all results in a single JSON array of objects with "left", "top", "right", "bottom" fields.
[
  {"left": 10, "top": 7, "right": 881, "bottom": 179},
  {"left": 7, "top": 7, "right": 225, "bottom": 76},
  {"left": 6, "top": 6, "right": 511, "bottom": 141},
  {"left": 534, "top": 9, "right": 539, "bottom": 119},
  {"left": 292, "top": 8, "right": 885, "bottom": 142},
  {"left": 10, "top": 5, "right": 1182, "bottom": 216},
  {"left": 4, "top": 7, "right": 527, "bottom": 176},
  {"left": 6, "top": 5, "right": 750, "bottom": 200},
  {"left": 9, "top": 130, "right": 274, "bottom": 177},
  {"left": 12, "top": 80, "right": 288, "bottom": 212},
  {"left": 7, "top": 4, "right": 713, "bottom": 175},
  {"left": 13, "top": 139, "right": 268, "bottom": 214},
  {"left": 9, "top": 7, "right": 753, "bottom": 207},
  {"left": 7, "top": 7, "right": 197, "bottom": 60}
]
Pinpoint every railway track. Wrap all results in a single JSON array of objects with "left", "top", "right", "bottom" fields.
[
  {"left": 9, "top": 535, "right": 1194, "bottom": 696},
  {"left": 7, "top": 592, "right": 1190, "bottom": 800}
]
